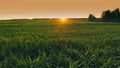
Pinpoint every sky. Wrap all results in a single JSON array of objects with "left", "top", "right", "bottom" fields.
[{"left": 0, "top": 0, "right": 120, "bottom": 19}]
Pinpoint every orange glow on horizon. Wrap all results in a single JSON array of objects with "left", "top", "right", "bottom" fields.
[
  {"left": 60, "top": 18, "right": 67, "bottom": 22},
  {"left": 57, "top": 18, "right": 70, "bottom": 25}
]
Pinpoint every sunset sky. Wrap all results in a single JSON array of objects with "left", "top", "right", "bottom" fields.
[{"left": 0, "top": 0, "right": 120, "bottom": 19}]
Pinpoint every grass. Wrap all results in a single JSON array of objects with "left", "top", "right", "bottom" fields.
[{"left": 0, "top": 19, "right": 120, "bottom": 68}]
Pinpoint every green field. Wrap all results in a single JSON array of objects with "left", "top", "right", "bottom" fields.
[{"left": 0, "top": 19, "right": 120, "bottom": 68}]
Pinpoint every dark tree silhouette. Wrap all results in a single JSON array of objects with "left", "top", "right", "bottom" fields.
[
  {"left": 101, "top": 10, "right": 113, "bottom": 22},
  {"left": 112, "top": 11, "right": 116, "bottom": 21},
  {"left": 114, "top": 8, "right": 120, "bottom": 22},
  {"left": 88, "top": 14, "right": 96, "bottom": 21},
  {"left": 101, "top": 8, "right": 120, "bottom": 22}
]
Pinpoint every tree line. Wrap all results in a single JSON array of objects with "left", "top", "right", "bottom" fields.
[{"left": 88, "top": 8, "right": 120, "bottom": 22}]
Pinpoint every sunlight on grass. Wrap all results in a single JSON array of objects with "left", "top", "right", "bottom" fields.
[
  {"left": 60, "top": 18, "right": 67, "bottom": 22},
  {"left": 59, "top": 18, "right": 68, "bottom": 25},
  {"left": 0, "top": 20, "right": 120, "bottom": 68}
]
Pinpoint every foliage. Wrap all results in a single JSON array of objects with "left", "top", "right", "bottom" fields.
[
  {"left": 101, "top": 8, "right": 120, "bottom": 22},
  {"left": 88, "top": 14, "right": 96, "bottom": 22}
]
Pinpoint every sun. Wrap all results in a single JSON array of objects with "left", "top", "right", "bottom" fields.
[
  {"left": 56, "top": 18, "right": 69, "bottom": 25},
  {"left": 60, "top": 18, "right": 67, "bottom": 22}
]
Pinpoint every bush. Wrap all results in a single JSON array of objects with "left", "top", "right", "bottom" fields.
[{"left": 88, "top": 14, "right": 96, "bottom": 22}]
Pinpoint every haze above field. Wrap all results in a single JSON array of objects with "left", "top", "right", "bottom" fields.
[{"left": 0, "top": 0, "right": 120, "bottom": 20}]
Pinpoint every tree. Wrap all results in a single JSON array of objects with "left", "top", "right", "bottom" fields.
[
  {"left": 88, "top": 14, "right": 96, "bottom": 21},
  {"left": 114, "top": 8, "right": 120, "bottom": 22},
  {"left": 101, "top": 10, "right": 113, "bottom": 22},
  {"left": 101, "top": 8, "right": 120, "bottom": 22}
]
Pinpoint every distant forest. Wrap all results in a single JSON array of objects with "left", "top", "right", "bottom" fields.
[{"left": 88, "top": 8, "right": 120, "bottom": 22}]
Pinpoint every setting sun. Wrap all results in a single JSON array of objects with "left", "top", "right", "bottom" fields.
[{"left": 60, "top": 18, "right": 67, "bottom": 22}]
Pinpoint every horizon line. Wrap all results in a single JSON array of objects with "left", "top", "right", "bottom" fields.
[{"left": 0, "top": 17, "right": 101, "bottom": 20}]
